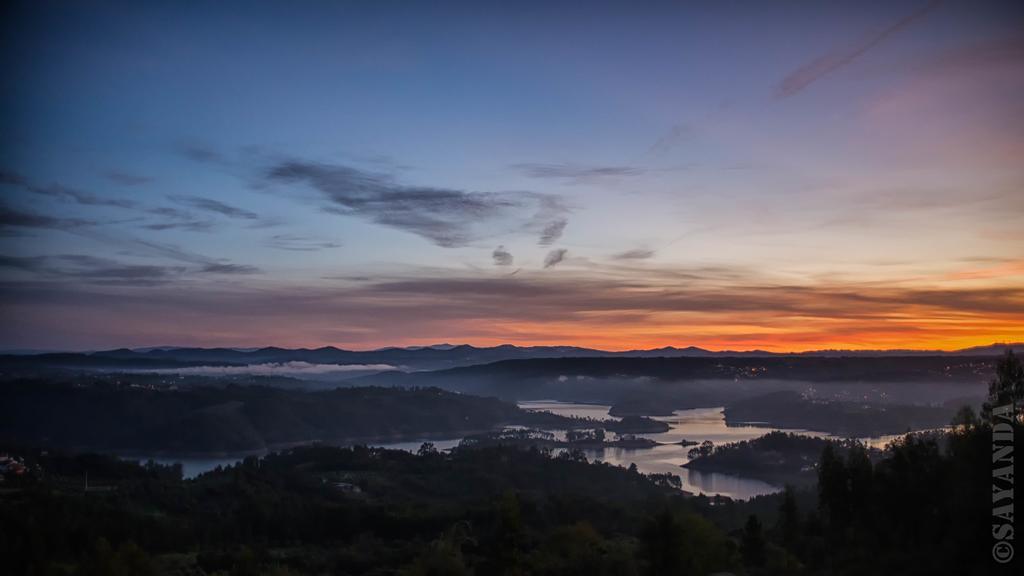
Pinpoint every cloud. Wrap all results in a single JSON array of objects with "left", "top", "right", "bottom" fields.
[
  {"left": 0, "top": 254, "right": 46, "bottom": 271},
  {"left": 0, "top": 252, "right": 258, "bottom": 285},
  {"left": 0, "top": 202, "right": 94, "bottom": 232},
  {"left": 266, "top": 234, "right": 342, "bottom": 251},
  {"left": 143, "top": 220, "right": 215, "bottom": 232},
  {"left": 143, "top": 206, "right": 214, "bottom": 232},
  {"left": 612, "top": 248, "right": 655, "bottom": 260},
  {"left": 105, "top": 171, "right": 151, "bottom": 186},
  {"left": 31, "top": 184, "right": 136, "bottom": 208},
  {"left": 492, "top": 245, "right": 514, "bottom": 266},
  {"left": 544, "top": 248, "right": 568, "bottom": 268},
  {"left": 51, "top": 255, "right": 186, "bottom": 286},
  {"left": 128, "top": 238, "right": 222, "bottom": 266},
  {"left": 538, "top": 218, "right": 567, "bottom": 245},
  {"left": 776, "top": 0, "right": 941, "bottom": 97},
  {"left": 199, "top": 263, "right": 261, "bottom": 275},
  {"left": 4, "top": 266, "right": 1022, "bottom": 351},
  {"left": 2, "top": 171, "right": 136, "bottom": 208},
  {"left": 266, "top": 160, "right": 568, "bottom": 247},
  {"left": 170, "top": 195, "right": 259, "bottom": 220},
  {"left": 512, "top": 163, "right": 645, "bottom": 182}
]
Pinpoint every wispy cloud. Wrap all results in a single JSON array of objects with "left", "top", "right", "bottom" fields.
[
  {"left": 492, "top": 245, "right": 514, "bottom": 266},
  {"left": 512, "top": 163, "right": 645, "bottom": 182},
  {"left": 31, "top": 184, "right": 136, "bottom": 208},
  {"left": 0, "top": 202, "right": 94, "bottom": 233},
  {"left": 538, "top": 219, "right": 567, "bottom": 246},
  {"left": 543, "top": 248, "right": 568, "bottom": 268},
  {"left": 199, "top": 263, "right": 261, "bottom": 275},
  {"left": 612, "top": 248, "right": 655, "bottom": 260},
  {"left": 0, "top": 252, "right": 259, "bottom": 286},
  {"left": 776, "top": 0, "right": 941, "bottom": 97},
  {"left": 2, "top": 169, "right": 135, "bottom": 208},
  {"left": 265, "top": 234, "right": 341, "bottom": 252},
  {"left": 52, "top": 254, "right": 186, "bottom": 286},
  {"left": 104, "top": 171, "right": 152, "bottom": 186},
  {"left": 143, "top": 207, "right": 214, "bottom": 232},
  {"left": 170, "top": 195, "right": 260, "bottom": 220},
  {"left": 266, "top": 160, "right": 569, "bottom": 248}
]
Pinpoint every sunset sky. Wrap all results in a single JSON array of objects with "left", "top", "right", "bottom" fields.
[{"left": 1, "top": 0, "right": 1022, "bottom": 351}]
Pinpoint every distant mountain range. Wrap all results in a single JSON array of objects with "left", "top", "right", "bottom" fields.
[{"left": 0, "top": 342, "right": 1019, "bottom": 373}]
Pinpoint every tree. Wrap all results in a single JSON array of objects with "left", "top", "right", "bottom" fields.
[
  {"left": 776, "top": 486, "right": 799, "bottom": 551},
  {"left": 950, "top": 405, "right": 979, "bottom": 433},
  {"left": 817, "top": 443, "right": 848, "bottom": 541},
  {"left": 982, "top": 349, "right": 1024, "bottom": 423},
  {"left": 845, "top": 444, "right": 873, "bottom": 527},
  {"left": 642, "top": 510, "right": 686, "bottom": 575},
  {"left": 741, "top": 515, "right": 766, "bottom": 568}
]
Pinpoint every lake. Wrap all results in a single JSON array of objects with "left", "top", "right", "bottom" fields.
[
  {"left": 135, "top": 400, "right": 921, "bottom": 500},
  {"left": 515, "top": 401, "right": 923, "bottom": 499}
]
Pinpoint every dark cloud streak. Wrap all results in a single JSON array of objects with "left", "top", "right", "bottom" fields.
[
  {"left": 776, "top": 0, "right": 941, "bottom": 97},
  {"left": 266, "top": 160, "right": 568, "bottom": 248},
  {"left": 0, "top": 202, "right": 94, "bottom": 232},
  {"left": 512, "top": 163, "right": 645, "bottom": 181},
  {"left": 2, "top": 169, "right": 136, "bottom": 208},
  {"left": 266, "top": 234, "right": 341, "bottom": 252}
]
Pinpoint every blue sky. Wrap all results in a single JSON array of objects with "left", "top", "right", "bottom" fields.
[{"left": 1, "top": 0, "right": 1022, "bottom": 350}]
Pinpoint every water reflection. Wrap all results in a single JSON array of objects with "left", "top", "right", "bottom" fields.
[
  {"left": 133, "top": 401, "right": 925, "bottom": 500},
  {"left": 517, "top": 401, "right": 926, "bottom": 500}
]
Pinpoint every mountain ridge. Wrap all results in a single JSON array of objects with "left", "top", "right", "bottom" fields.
[{"left": 1, "top": 342, "right": 1019, "bottom": 373}]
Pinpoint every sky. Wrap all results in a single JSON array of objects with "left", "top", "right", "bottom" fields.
[{"left": 1, "top": 0, "right": 1022, "bottom": 352}]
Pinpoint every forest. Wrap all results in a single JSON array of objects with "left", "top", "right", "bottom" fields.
[
  {"left": 0, "top": 351, "right": 1020, "bottom": 575},
  {"left": 0, "top": 380, "right": 596, "bottom": 453}
]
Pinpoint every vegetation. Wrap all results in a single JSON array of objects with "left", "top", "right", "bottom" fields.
[
  {"left": 0, "top": 379, "right": 609, "bottom": 454},
  {"left": 1, "top": 443, "right": 744, "bottom": 575},
  {"left": 723, "top": 391, "right": 956, "bottom": 436},
  {"left": 682, "top": 432, "right": 879, "bottom": 487},
  {"left": 0, "top": 352, "right": 1019, "bottom": 574}
]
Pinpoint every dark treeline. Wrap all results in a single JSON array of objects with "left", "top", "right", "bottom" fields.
[
  {"left": 723, "top": 391, "right": 955, "bottom": 436},
  {"left": 0, "top": 379, "right": 599, "bottom": 453},
  {"left": 2, "top": 443, "right": 740, "bottom": 575}
]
